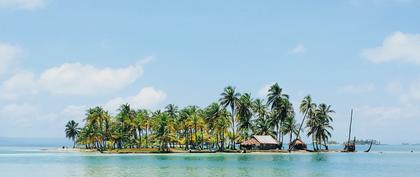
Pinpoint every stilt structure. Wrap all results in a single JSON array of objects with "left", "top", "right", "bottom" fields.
[
  {"left": 344, "top": 109, "right": 356, "bottom": 152},
  {"left": 364, "top": 140, "right": 374, "bottom": 152}
]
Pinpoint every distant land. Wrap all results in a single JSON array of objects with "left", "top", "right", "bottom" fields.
[{"left": 0, "top": 137, "right": 71, "bottom": 147}]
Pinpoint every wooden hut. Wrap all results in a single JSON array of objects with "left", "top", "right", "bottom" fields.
[
  {"left": 240, "top": 135, "right": 279, "bottom": 150},
  {"left": 289, "top": 139, "right": 307, "bottom": 151}
]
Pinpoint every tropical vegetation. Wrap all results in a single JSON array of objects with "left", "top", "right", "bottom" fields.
[{"left": 65, "top": 83, "right": 334, "bottom": 152}]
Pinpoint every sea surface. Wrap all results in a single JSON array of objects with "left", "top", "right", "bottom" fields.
[{"left": 0, "top": 145, "right": 419, "bottom": 177}]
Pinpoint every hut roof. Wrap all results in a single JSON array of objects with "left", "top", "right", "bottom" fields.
[
  {"left": 253, "top": 135, "right": 279, "bottom": 145},
  {"left": 291, "top": 139, "right": 306, "bottom": 145},
  {"left": 240, "top": 138, "right": 260, "bottom": 146}
]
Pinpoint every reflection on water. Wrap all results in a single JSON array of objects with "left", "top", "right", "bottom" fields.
[
  {"left": 1, "top": 146, "right": 420, "bottom": 177},
  {"left": 311, "top": 153, "right": 328, "bottom": 162}
]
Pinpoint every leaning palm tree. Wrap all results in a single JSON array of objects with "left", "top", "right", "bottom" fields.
[
  {"left": 65, "top": 120, "right": 80, "bottom": 148},
  {"left": 219, "top": 86, "right": 241, "bottom": 149},
  {"left": 296, "top": 95, "right": 316, "bottom": 139}
]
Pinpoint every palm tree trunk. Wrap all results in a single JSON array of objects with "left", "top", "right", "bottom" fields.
[
  {"left": 190, "top": 128, "right": 193, "bottom": 149},
  {"left": 221, "top": 132, "right": 225, "bottom": 151},
  {"left": 145, "top": 126, "right": 148, "bottom": 148},
  {"left": 200, "top": 128, "right": 204, "bottom": 150},
  {"left": 194, "top": 124, "right": 198, "bottom": 149},
  {"left": 323, "top": 138, "right": 328, "bottom": 150},
  {"left": 138, "top": 128, "right": 142, "bottom": 148},
  {"left": 289, "top": 132, "right": 292, "bottom": 149},
  {"left": 297, "top": 111, "right": 308, "bottom": 139},
  {"left": 231, "top": 105, "right": 236, "bottom": 150},
  {"left": 312, "top": 135, "right": 316, "bottom": 151}
]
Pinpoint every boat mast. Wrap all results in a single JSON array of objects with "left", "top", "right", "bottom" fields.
[{"left": 347, "top": 109, "right": 353, "bottom": 145}]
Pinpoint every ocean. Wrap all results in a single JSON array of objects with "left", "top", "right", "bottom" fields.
[{"left": 0, "top": 145, "right": 419, "bottom": 177}]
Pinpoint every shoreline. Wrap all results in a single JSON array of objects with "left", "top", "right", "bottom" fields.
[{"left": 43, "top": 148, "right": 344, "bottom": 154}]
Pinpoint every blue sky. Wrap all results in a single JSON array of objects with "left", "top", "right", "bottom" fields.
[{"left": 1, "top": 0, "right": 420, "bottom": 144}]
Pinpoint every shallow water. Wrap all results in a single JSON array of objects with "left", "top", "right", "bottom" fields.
[{"left": 0, "top": 145, "right": 419, "bottom": 177}]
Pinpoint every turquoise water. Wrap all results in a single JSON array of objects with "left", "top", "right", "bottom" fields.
[{"left": 1, "top": 145, "right": 419, "bottom": 177}]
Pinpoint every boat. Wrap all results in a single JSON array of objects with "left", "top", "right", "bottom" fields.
[{"left": 343, "top": 109, "right": 356, "bottom": 152}]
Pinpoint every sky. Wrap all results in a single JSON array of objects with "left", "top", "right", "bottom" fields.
[{"left": 1, "top": 0, "right": 420, "bottom": 144}]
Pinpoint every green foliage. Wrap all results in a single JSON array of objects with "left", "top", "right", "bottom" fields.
[{"left": 68, "top": 84, "right": 335, "bottom": 152}]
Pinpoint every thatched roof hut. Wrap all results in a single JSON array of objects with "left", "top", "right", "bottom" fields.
[
  {"left": 290, "top": 139, "right": 307, "bottom": 150},
  {"left": 240, "top": 135, "right": 279, "bottom": 150}
]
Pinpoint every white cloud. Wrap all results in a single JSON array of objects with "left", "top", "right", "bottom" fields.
[
  {"left": 0, "top": 103, "right": 88, "bottom": 137},
  {"left": 258, "top": 83, "right": 274, "bottom": 98},
  {"left": 385, "top": 82, "right": 403, "bottom": 94},
  {"left": 338, "top": 83, "right": 375, "bottom": 94},
  {"left": 350, "top": 0, "right": 416, "bottom": 7},
  {"left": 290, "top": 44, "right": 306, "bottom": 54},
  {"left": 105, "top": 87, "right": 166, "bottom": 112},
  {"left": 362, "top": 32, "right": 420, "bottom": 64},
  {"left": 398, "top": 80, "right": 420, "bottom": 103},
  {"left": 0, "top": 58, "right": 151, "bottom": 99},
  {"left": 0, "top": 103, "right": 39, "bottom": 127},
  {"left": 38, "top": 59, "right": 149, "bottom": 95},
  {"left": 0, "top": 71, "right": 37, "bottom": 99},
  {"left": 61, "top": 105, "right": 86, "bottom": 123},
  {"left": 0, "top": 0, "right": 46, "bottom": 10},
  {"left": 0, "top": 42, "right": 21, "bottom": 75}
]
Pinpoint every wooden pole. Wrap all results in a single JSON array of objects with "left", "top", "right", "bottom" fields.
[{"left": 347, "top": 109, "right": 353, "bottom": 145}]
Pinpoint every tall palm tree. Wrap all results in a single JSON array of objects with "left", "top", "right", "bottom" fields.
[
  {"left": 85, "top": 106, "right": 108, "bottom": 150},
  {"left": 252, "top": 98, "right": 267, "bottom": 119},
  {"left": 165, "top": 104, "right": 179, "bottom": 147},
  {"left": 237, "top": 93, "right": 253, "bottom": 140},
  {"left": 214, "top": 109, "right": 230, "bottom": 151},
  {"left": 219, "top": 86, "right": 241, "bottom": 149},
  {"left": 315, "top": 103, "right": 334, "bottom": 150},
  {"left": 266, "top": 83, "right": 289, "bottom": 146},
  {"left": 153, "top": 112, "right": 174, "bottom": 152},
  {"left": 204, "top": 103, "right": 229, "bottom": 151},
  {"left": 65, "top": 120, "right": 80, "bottom": 148},
  {"left": 296, "top": 95, "right": 316, "bottom": 139},
  {"left": 306, "top": 103, "right": 334, "bottom": 151},
  {"left": 116, "top": 104, "right": 132, "bottom": 148}
]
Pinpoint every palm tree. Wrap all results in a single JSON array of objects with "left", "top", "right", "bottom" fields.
[
  {"left": 237, "top": 93, "right": 253, "bottom": 140},
  {"left": 266, "top": 83, "right": 289, "bottom": 147},
  {"left": 281, "top": 115, "right": 298, "bottom": 148},
  {"left": 254, "top": 115, "right": 276, "bottom": 137},
  {"left": 219, "top": 86, "right": 241, "bottom": 149},
  {"left": 306, "top": 103, "right": 334, "bottom": 151},
  {"left": 85, "top": 106, "right": 108, "bottom": 150},
  {"left": 296, "top": 95, "right": 316, "bottom": 139},
  {"left": 204, "top": 102, "right": 229, "bottom": 151},
  {"left": 153, "top": 112, "right": 174, "bottom": 152},
  {"left": 252, "top": 98, "right": 267, "bottom": 119},
  {"left": 134, "top": 110, "right": 145, "bottom": 148},
  {"left": 214, "top": 109, "right": 230, "bottom": 151},
  {"left": 140, "top": 109, "right": 151, "bottom": 148},
  {"left": 65, "top": 120, "right": 80, "bottom": 148},
  {"left": 165, "top": 104, "right": 179, "bottom": 147},
  {"left": 315, "top": 103, "right": 334, "bottom": 150},
  {"left": 66, "top": 86, "right": 335, "bottom": 153}
]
